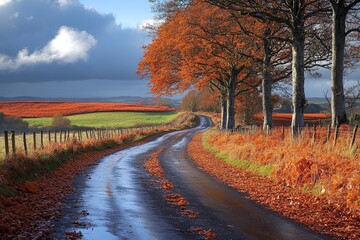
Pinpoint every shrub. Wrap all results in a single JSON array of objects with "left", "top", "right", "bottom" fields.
[
  {"left": 51, "top": 115, "right": 71, "bottom": 129},
  {"left": 1, "top": 115, "right": 29, "bottom": 131}
]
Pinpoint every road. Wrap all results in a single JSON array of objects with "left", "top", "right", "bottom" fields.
[{"left": 52, "top": 116, "right": 331, "bottom": 240}]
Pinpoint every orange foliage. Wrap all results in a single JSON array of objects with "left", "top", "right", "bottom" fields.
[
  {"left": 138, "top": 0, "right": 261, "bottom": 96},
  {"left": 0, "top": 102, "right": 173, "bottom": 118},
  {"left": 189, "top": 132, "right": 360, "bottom": 239}
]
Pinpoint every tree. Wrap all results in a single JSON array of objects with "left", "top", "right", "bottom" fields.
[
  {"left": 327, "top": 0, "right": 360, "bottom": 127},
  {"left": 206, "top": 0, "right": 330, "bottom": 134},
  {"left": 180, "top": 89, "right": 199, "bottom": 112},
  {"left": 228, "top": 14, "right": 292, "bottom": 130},
  {"left": 197, "top": 87, "right": 220, "bottom": 112},
  {"left": 236, "top": 90, "right": 262, "bottom": 125},
  {"left": 138, "top": 0, "right": 261, "bottom": 130}
]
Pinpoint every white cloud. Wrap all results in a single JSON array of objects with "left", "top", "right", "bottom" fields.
[
  {"left": 0, "top": 26, "right": 96, "bottom": 70},
  {"left": 0, "top": 0, "right": 11, "bottom": 7},
  {"left": 57, "top": 0, "right": 73, "bottom": 8},
  {"left": 139, "top": 18, "right": 163, "bottom": 30}
]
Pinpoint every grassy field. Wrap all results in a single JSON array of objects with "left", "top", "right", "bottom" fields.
[
  {"left": 25, "top": 112, "right": 180, "bottom": 128},
  {"left": 0, "top": 112, "right": 181, "bottom": 159}
]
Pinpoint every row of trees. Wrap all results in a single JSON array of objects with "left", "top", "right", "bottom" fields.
[{"left": 138, "top": 0, "right": 359, "bottom": 132}]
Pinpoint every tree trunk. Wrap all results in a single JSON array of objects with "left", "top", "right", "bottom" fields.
[
  {"left": 220, "top": 91, "right": 227, "bottom": 129},
  {"left": 226, "top": 71, "right": 237, "bottom": 130},
  {"left": 291, "top": 16, "right": 306, "bottom": 135},
  {"left": 262, "top": 31, "right": 273, "bottom": 131},
  {"left": 331, "top": 5, "right": 347, "bottom": 127}
]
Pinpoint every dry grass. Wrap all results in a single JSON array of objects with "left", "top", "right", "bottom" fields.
[{"left": 204, "top": 126, "right": 360, "bottom": 213}]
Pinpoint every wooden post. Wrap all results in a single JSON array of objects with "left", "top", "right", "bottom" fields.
[
  {"left": 350, "top": 125, "right": 358, "bottom": 148},
  {"left": 11, "top": 131, "right": 16, "bottom": 155},
  {"left": 60, "top": 130, "right": 63, "bottom": 143},
  {"left": 312, "top": 126, "right": 316, "bottom": 144},
  {"left": 33, "top": 132, "right": 36, "bottom": 150},
  {"left": 48, "top": 130, "right": 51, "bottom": 142},
  {"left": 23, "top": 132, "right": 28, "bottom": 155},
  {"left": 54, "top": 131, "right": 57, "bottom": 143},
  {"left": 40, "top": 131, "right": 44, "bottom": 148},
  {"left": 4, "top": 131, "right": 9, "bottom": 156},
  {"left": 333, "top": 125, "right": 339, "bottom": 147}
]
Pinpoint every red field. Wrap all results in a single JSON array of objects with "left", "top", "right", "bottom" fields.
[
  {"left": 0, "top": 102, "right": 173, "bottom": 118},
  {"left": 254, "top": 113, "right": 330, "bottom": 126}
]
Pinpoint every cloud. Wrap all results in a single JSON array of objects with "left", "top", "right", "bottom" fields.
[
  {"left": 0, "top": 26, "right": 96, "bottom": 70},
  {"left": 139, "top": 18, "right": 163, "bottom": 30},
  {"left": 57, "top": 0, "right": 73, "bottom": 8},
  {"left": 0, "top": 0, "right": 11, "bottom": 7},
  {"left": 0, "top": 0, "right": 148, "bottom": 83}
]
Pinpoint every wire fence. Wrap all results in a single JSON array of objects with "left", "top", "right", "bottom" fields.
[
  {"left": 222, "top": 124, "right": 360, "bottom": 150},
  {"left": 0, "top": 112, "right": 197, "bottom": 160}
]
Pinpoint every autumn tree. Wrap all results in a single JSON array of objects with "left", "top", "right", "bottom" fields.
[
  {"left": 197, "top": 87, "right": 220, "bottom": 112},
  {"left": 139, "top": 0, "right": 261, "bottom": 130},
  {"left": 180, "top": 89, "right": 199, "bottom": 112}
]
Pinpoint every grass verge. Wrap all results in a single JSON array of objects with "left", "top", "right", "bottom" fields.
[{"left": 202, "top": 130, "right": 272, "bottom": 177}]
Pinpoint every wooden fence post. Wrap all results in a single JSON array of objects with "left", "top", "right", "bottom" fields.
[
  {"left": 350, "top": 125, "right": 358, "bottom": 148},
  {"left": 41, "top": 131, "right": 44, "bottom": 148},
  {"left": 23, "top": 132, "right": 28, "bottom": 155},
  {"left": 11, "top": 131, "right": 16, "bottom": 155},
  {"left": 54, "top": 131, "right": 57, "bottom": 143},
  {"left": 48, "top": 130, "right": 51, "bottom": 142},
  {"left": 33, "top": 132, "right": 36, "bottom": 150},
  {"left": 60, "top": 130, "right": 63, "bottom": 143},
  {"left": 4, "top": 131, "right": 9, "bottom": 156}
]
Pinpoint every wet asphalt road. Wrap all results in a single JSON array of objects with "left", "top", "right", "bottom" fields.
[{"left": 52, "top": 116, "right": 332, "bottom": 240}]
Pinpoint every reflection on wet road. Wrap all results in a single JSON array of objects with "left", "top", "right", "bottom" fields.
[{"left": 57, "top": 116, "right": 330, "bottom": 240}]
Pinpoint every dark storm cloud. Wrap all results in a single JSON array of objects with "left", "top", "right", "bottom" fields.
[{"left": 0, "top": 0, "right": 148, "bottom": 83}]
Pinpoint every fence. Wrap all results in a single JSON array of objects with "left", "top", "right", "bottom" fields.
[
  {"left": 0, "top": 125, "right": 174, "bottom": 159},
  {"left": 231, "top": 124, "right": 360, "bottom": 149},
  {"left": 0, "top": 112, "right": 198, "bottom": 159}
]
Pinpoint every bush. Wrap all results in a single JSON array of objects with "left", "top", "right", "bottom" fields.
[
  {"left": 0, "top": 114, "right": 29, "bottom": 131},
  {"left": 51, "top": 115, "right": 71, "bottom": 129}
]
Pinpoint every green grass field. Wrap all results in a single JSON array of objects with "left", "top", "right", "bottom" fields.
[
  {"left": 0, "top": 112, "right": 180, "bottom": 159},
  {"left": 25, "top": 112, "right": 180, "bottom": 128}
]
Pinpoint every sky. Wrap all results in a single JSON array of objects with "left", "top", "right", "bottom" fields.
[
  {"left": 0, "top": 0, "right": 358, "bottom": 99},
  {"left": 0, "top": 0, "right": 154, "bottom": 98}
]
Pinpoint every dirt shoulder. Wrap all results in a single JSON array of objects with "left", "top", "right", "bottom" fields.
[{"left": 188, "top": 133, "right": 360, "bottom": 240}]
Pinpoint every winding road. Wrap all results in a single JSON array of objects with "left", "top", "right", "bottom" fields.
[{"left": 53, "top": 116, "right": 331, "bottom": 240}]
